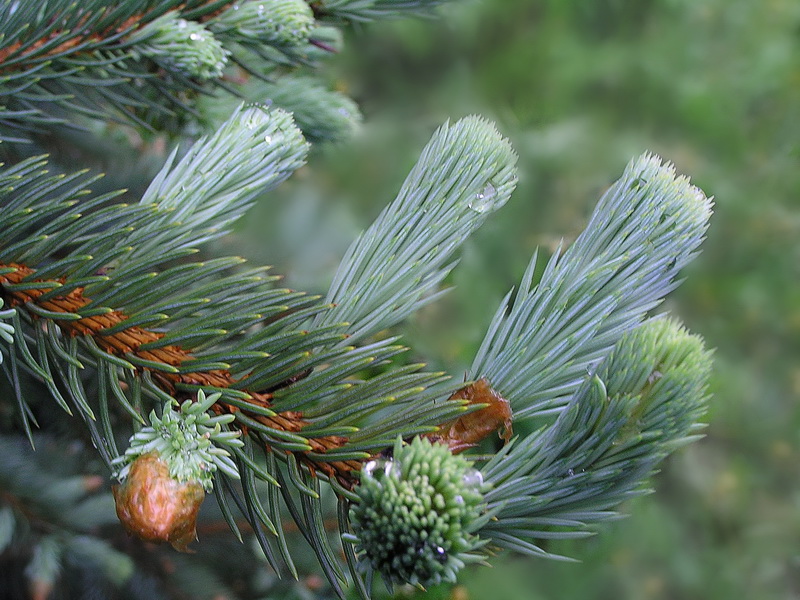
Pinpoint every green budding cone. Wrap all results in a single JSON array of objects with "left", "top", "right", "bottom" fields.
[{"left": 349, "top": 437, "right": 488, "bottom": 588}]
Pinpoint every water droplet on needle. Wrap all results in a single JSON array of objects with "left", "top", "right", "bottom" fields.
[{"left": 469, "top": 183, "right": 497, "bottom": 213}]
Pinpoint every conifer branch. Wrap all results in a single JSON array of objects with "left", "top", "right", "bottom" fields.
[
  {"left": 337, "top": 155, "right": 714, "bottom": 595},
  {"left": 0, "top": 0, "right": 453, "bottom": 140},
  {"left": 315, "top": 116, "right": 518, "bottom": 343},
  {"left": 471, "top": 154, "right": 713, "bottom": 420},
  {"left": 0, "top": 0, "right": 234, "bottom": 136},
  {"left": 244, "top": 75, "right": 362, "bottom": 143},
  {"left": 0, "top": 128, "right": 717, "bottom": 595},
  {"left": 0, "top": 108, "right": 509, "bottom": 497},
  {"left": 478, "top": 318, "right": 712, "bottom": 558}
]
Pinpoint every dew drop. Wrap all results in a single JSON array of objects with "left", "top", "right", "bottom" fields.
[
  {"left": 462, "top": 468, "right": 483, "bottom": 490},
  {"left": 468, "top": 183, "right": 497, "bottom": 213},
  {"left": 264, "top": 134, "right": 272, "bottom": 144},
  {"left": 384, "top": 459, "right": 401, "bottom": 478},
  {"left": 363, "top": 457, "right": 401, "bottom": 479},
  {"left": 189, "top": 32, "right": 200, "bottom": 41}
]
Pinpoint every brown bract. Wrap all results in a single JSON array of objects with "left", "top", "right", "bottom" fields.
[
  {"left": 428, "top": 377, "right": 513, "bottom": 453},
  {"left": 112, "top": 453, "right": 205, "bottom": 552}
]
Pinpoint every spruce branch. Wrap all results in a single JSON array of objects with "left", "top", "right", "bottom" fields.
[
  {"left": 471, "top": 154, "right": 713, "bottom": 420},
  {"left": 330, "top": 150, "right": 715, "bottom": 593},
  {"left": 0, "top": 0, "right": 316, "bottom": 137},
  {"left": 477, "top": 317, "right": 712, "bottom": 558},
  {"left": 0, "top": 7, "right": 720, "bottom": 585},
  {"left": 0, "top": 109, "right": 510, "bottom": 530},
  {"left": 0, "top": 104, "right": 357, "bottom": 480},
  {"left": 337, "top": 318, "right": 711, "bottom": 593},
  {"left": 131, "top": 101, "right": 309, "bottom": 252},
  {"left": 314, "top": 116, "right": 518, "bottom": 343},
  {"left": 0, "top": 0, "right": 228, "bottom": 136},
  {"left": 0, "top": 0, "right": 454, "bottom": 139},
  {"left": 210, "top": 0, "right": 315, "bottom": 49}
]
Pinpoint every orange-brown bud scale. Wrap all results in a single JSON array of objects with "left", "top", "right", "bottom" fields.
[
  {"left": 428, "top": 377, "right": 513, "bottom": 453},
  {"left": 112, "top": 453, "right": 204, "bottom": 552}
]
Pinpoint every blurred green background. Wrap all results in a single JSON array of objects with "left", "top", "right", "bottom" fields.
[{"left": 222, "top": 0, "right": 800, "bottom": 598}]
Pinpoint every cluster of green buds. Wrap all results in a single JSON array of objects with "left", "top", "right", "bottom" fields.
[
  {"left": 130, "top": 12, "right": 229, "bottom": 80},
  {"left": 212, "top": 0, "right": 315, "bottom": 48},
  {"left": 347, "top": 436, "right": 490, "bottom": 588},
  {"left": 0, "top": 298, "right": 14, "bottom": 363},
  {"left": 111, "top": 391, "right": 242, "bottom": 551}
]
